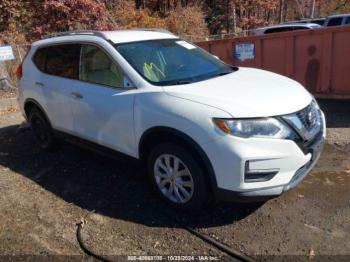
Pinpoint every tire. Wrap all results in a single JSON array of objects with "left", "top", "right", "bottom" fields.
[
  {"left": 28, "top": 107, "right": 57, "bottom": 151},
  {"left": 147, "top": 143, "right": 210, "bottom": 210}
]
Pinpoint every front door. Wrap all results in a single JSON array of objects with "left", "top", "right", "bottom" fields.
[{"left": 71, "top": 44, "right": 136, "bottom": 157}]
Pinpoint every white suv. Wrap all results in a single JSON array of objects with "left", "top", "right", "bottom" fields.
[{"left": 17, "top": 29, "right": 326, "bottom": 209}]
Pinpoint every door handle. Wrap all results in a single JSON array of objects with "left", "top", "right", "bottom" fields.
[
  {"left": 35, "top": 81, "right": 44, "bottom": 87},
  {"left": 70, "top": 92, "right": 83, "bottom": 99}
]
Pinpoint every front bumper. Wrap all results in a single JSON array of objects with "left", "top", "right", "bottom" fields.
[
  {"left": 215, "top": 130, "right": 325, "bottom": 202},
  {"left": 202, "top": 111, "right": 326, "bottom": 202}
]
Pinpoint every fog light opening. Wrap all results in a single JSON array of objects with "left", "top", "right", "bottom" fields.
[{"left": 244, "top": 161, "right": 279, "bottom": 183}]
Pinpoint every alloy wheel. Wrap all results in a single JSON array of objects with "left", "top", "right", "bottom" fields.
[{"left": 153, "top": 154, "right": 194, "bottom": 204}]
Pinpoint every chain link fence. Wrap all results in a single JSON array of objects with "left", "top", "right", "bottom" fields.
[{"left": 181, "top": 29, "right": 253, "bottom": 42}]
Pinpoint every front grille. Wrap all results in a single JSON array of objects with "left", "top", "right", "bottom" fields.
[
  {"left": 287, "top": 125, "right": 325, "bottom": 189},
  {"left": 282, "top": 100, "right": 322, "bottom": 142},
  {"left": 299, "top": 124, "right": 324, "bottom": 154},
  {"left": 296, "top": 102, "right": 319, "bottom": 130}
]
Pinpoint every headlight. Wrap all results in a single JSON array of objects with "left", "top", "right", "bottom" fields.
[
  {"left": 213, "top": 117, "right": 297, "bottom": 139},
  {"left": 312, "top": 98, "right": 320, "bottom": 109}
]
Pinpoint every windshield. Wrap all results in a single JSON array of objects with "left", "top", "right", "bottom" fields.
[{"left": 114, "top": 39, "right": 236, "bottom": 86}]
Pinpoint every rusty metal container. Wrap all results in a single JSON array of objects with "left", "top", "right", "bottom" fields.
[{"left": 196, "top": 26, "right": 350, "bottom": 99}]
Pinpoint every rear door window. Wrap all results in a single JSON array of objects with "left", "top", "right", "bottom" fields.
[
  {"left": 265, "top": 27, "right": 293, "bottom": 34},
  {"left": 312, "top": 19, "right": 325, "bottom": 26},
  {"left": 327, "top": 17, "right": 343, "bottom": 26},
  {"left": 293, "top": 26, "right": 309, "bottom": 31},
  {"left": 45, "top": 44, "right": 81, "bottom": 79},
  {"left": 345, "top": 17, "right": 350, "bottom": 24}
]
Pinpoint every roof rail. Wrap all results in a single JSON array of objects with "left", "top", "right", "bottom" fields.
[
  {"left": 41, "top": 28, "right": 174, "bottom": 41},
  {"left": 42, "top": 30, "right": 107, "bottom": 40},
  {"left": 131, "top": 28, "right": 174, "bottom": 35}
]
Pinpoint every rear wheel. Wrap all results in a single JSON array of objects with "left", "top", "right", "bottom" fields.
[
  {"left": 147, "top": 143, "right": 210, "bottom": 209},
  {"left": 28, "top": 108, "right": 57, "bottom": 151}
]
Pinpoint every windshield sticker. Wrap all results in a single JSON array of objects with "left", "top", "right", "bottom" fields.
[{"left": 176, "top": 41, "right": 196, "bottom": 50}]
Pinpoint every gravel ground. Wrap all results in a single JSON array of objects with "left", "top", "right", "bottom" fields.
[
  {"left": 0, "top": 89, "right": 17, "bottom": 100},
  {"left": 0, "top": 98, "right": 349, "bottom": 261}
]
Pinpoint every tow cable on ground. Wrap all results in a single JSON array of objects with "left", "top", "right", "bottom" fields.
[
  {"left": 76, "top": 214, "right": 255, "bottom": 262},
  {"left": 28, "top": 138, "right": 254, "bottom": 262},
  {"left": 76, "top": 219, "right": 114, "bottom": 262}
]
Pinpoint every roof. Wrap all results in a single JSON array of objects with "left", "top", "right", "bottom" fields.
[
  {"left": 300, "top": 18, "right": 326, "bottom": 21},
  {"left": 284, "top": 18, "right": 325, "bottom": 24},
  {"left": 256, "top": 23, "right": 321, "bottom": 31},
  {"left": 326, "top": 13, "right": 350, "bottom": 18},
  {"left": 102, "top": 29, "right": 178, "bottom": 44},
  {"left": 36, "top": 29, "right": 179, "bottom": 46}
]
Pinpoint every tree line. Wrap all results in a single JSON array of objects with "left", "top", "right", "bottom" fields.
[{"left": 0, "top": 0, "right": 349, "bottom": 44}]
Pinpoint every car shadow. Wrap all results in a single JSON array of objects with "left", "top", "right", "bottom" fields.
[
  {"left": 317, "top": 98, "right": 350, "bottom": 128},
  {"left": 0, "top": 124, "right": 263, "bottom": 229}
]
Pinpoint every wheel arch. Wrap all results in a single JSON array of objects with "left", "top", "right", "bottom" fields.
[
  {"left": 138, "top": 126, "right": 218, "bottom": 192},
  {"left": 24, "top": 98, "right": 52, "bottom": 126}
]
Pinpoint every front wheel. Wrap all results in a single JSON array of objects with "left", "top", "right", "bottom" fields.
[{"left": 147, "top": 143, "right": 210, "bottom": 209}]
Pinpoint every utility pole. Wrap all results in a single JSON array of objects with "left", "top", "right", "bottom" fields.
[{"left": 232, "top": 4, "right": 236, "bottom": 34}]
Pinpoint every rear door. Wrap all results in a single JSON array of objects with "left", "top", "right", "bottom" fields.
[
  {"left": 70, "top": 44, "right": 136, "bottom": 157},
  {"left": 36, "top": 44, "right": 81, "bottom": 132}
]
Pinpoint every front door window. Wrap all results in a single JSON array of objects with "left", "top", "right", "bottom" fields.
[{"left": 79, "top": 45, "right": 124, "bottom": 88}]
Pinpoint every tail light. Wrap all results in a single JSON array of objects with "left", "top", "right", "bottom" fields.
[{"left": 15, "top": 64, "right": 23, "bottom": 79}]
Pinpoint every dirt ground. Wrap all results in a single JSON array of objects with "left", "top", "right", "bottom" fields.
[{"left": 0, "top": 98, "right": 349, "bottom": 261}]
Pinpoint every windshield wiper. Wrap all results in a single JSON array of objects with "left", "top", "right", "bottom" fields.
[
  {"left": 166, "top": 80, "right": 192, "bottom": 86},
  {"left": 176, "top": 80, "right": 192, "bottom": 84},
  {"left": 214, "top": 71, "right": 233, "bottom": 77}
]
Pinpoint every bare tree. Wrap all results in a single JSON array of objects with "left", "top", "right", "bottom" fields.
[
  {"left": 310, "top": 0, "right": 316, "bottom": 18},
  {"left": 294, "top": 0, "right": 306, "bottom": 18},
  {"left": 279, "top": 0, "right": 284, "bottom": 23}
]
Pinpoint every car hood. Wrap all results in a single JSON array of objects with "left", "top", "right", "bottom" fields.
[{"left": 163, "top": 67, "right": 312, "bottom": 118}]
